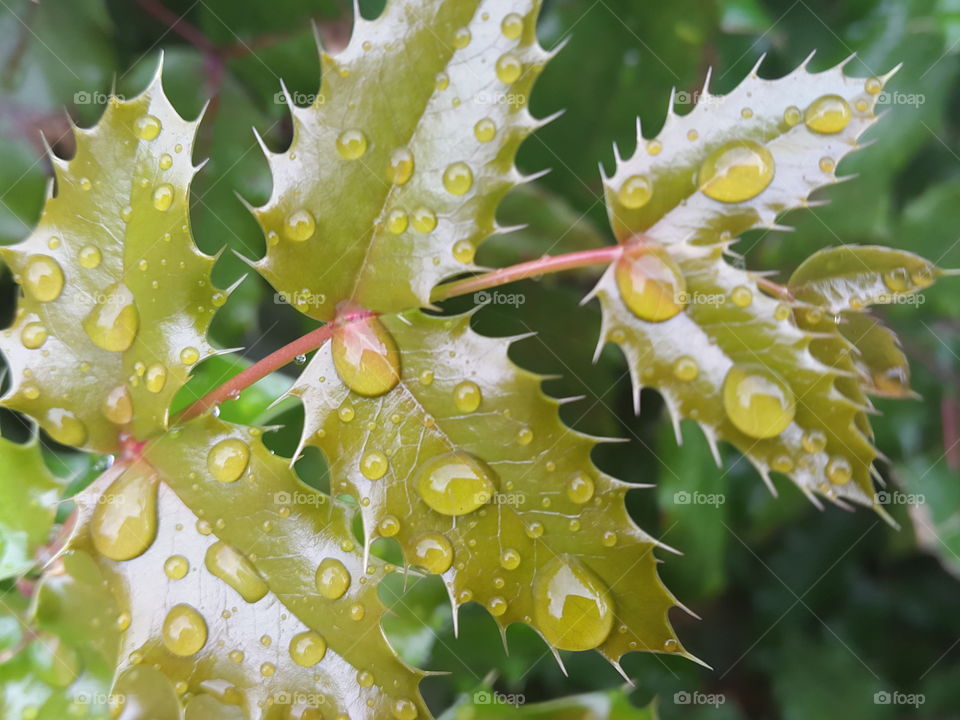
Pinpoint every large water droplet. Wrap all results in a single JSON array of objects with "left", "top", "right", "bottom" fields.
[
  {"left": 387, "top": 147, "right": 414, "bottom": 185},
  {"left": 205, "top": 541, "right": 268, "bottom": 603},
  {"left": 618, "top": 175, "right": 652, "bottom": 209},
  {"left": 501, "top": 12, "right": 524, "bottom": 38},
  {"left": 332, "top": 313, "right": 401, "bottom": 397},
  {"left": 453, "top": 380, "right": 481, "bottom": 412},
  {"left": 83, "top": 283, "right": 139, "bottom": 352},
  {"left": 722, "top": 365, "right": 795, "bottom": 439},
  {"left": 284, "top": 209, "right": 316, "bottom": 242},
  {"left": 442, "top": 162, "right": 473, "bottom": 195},
  {"left": 415, "top": 451, "right": 497, "bottom": 516},
  {"left": 615, "top": 243, "right": 686, "bottom": 322},
  {"left": 699, "top": 140, "right": 775, "bottom": 203},
  {"left": 44, "top": 408, "right": 87, "bottom": 446},
  {"left": 392, "top": 698, "right": 419, "bottom": 720},
  {"left": 533, "top": 556, "right": 614, "bottom": 651},
  {"left": 474, "top": 118, "right": 496, "bottom": 143},
  {"left": 289, "top": 631, "right": 326, "bottom": 667},
  {"left": 315, "top": 557, "right": 351, "bottom": 599},
  {"left": 91, "top": 463, "right": 158, "bottom": 561},
  {"left": 411, "top": 533, "right": 453, "bottom": 574},
  {"left": 496, "top": 53, "right": 522, "bottom": 83},
  {"left": 207, "top": 438, "right": 250, "bottom": 483},
  {"left": 164, "top": 555, "right": 189, "bottom": 580},
  {"left": 102, "top": 385, "right": 133, "bottom": 424},
  {"left": 20, "top": 322, "right": 47, "bottom": 349},
  {"left": 336, "top": 129, "right": 368, "bottom": 160},
  {"left": 804, "top": 95, "right": 851, "bottom": 134},
  {"left": 162, "top": 604, "right": 207, "bottom": 656},
  {"left": 23, "top": 255, "right": 64, "bottom": 302}
]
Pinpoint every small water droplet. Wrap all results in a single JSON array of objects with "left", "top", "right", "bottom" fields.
[
  {"left": 392, "top": 698, "right": 418, "bottom": 720},
  {"left": 826, "top": 456, "right": 852, "bottom": 485},
  {"left": 78, "top": 245, "right": 102, "bottom": 269},
  {"left": 501, "top": 12, "right": 524, "bottom": 38},
  {"left": 284, "top": 209, "right": 316, "bottom": 242},
  {"left": 159, "top": 153, "right": 173, "bottom": 170},
  {"left": 500, "top": 548, "right": 521, "bottom": 570},
  {"left": 435, "top": 72, "right": 450, "bottom": 90},
  {"left": 452, "top": 239, "right": 475, "bottom": 264},
  {"left": 20, "top": 322, "right": 47, "bottom": 349},
  {"left": 164, "top": 555, "right": 189, "bottom": 580},
  {"left": 526, "top": 521, "right": 544, "bottom": 539},
  {"left": 44, "top": 407, "right": 87, "bottom": 447},
  {"left": 801, "top": 429, "right": 827, "bottom": 454},
  {"left": 360, "top": 450, "right": 389, "bottom": 480},
  {"left": 102, "top": 385, "right": 133, "bottom": 424},
  {"left": 336, "top": 129, "right": 368, "bottom": 160},
  {"left": 453, "top": 380, "right": 481, "bottom": 412},
  {"left": 516, "top": 427, "right": 533, "bottom": 445},
  {"left": 730, "top": 285, "right": 753, "bottom": 307},
  {"left": 672, "top": 356, "right": 699, "bottom": 382},
  {"left": 134, "top": 114, "right": 161, "bottom": 141},
  {"left": 386, "top": 208, "right": 408, "bottom": 234},
  {"left": 453, "top": 27, "right": 471, "bottom": 48},
  {"left": 566, "top": 471, "right": 595, "bottom": 504},
  {"left": 357, "top": 669, "right": 375, "bottom": 688},
  {"left": 412, "top": 207, "right": 437, "bottom": 233},
  {"left": 315, "top": 557, "right": 351, "bottom": 599},
  {"left": 722, "top": 365, "right": 795, "bottom": 439},
  {"left": 387, "top": 147, "right": 414, "bottom": 185},
  {"left": 378, "top": 515, "right": 401, "bottom": 537},
  {"left": 290, "top": 631, "right": 326, "bottom": 667},
  {"left": 411, "top": 533, "right": 453, "bottom": 574},
  {"left": 699, "top": 139, "right": 775, "bottom": 203},
  {"left": 804, "top": 95, "right": 851, "bottom": 134},
  {"left": 260, "top": 662, "right": 275, "bottom": 677},
  {"left": 618, "top": 175, "right": 652, "bottom": 209},
  {"left": 533, "top": 556, "right": 614, "bottom": 651},
  {"left": 496, "top": 53, "right": 523, "bottom": 83},
  {"left": 145, "top": 363, "right": 167, "bottom": 393},
  {"left": 442, "top": 162, "right": 473, "bottom": 195},
  {"left": 819, "top": 156, "right": 836, "bottom": 173},
  {"left": 162, "top": 604, "right": 207, "bottom": 656},
  {"left": 23, "top": 255, "right": 64, "bottom": 302},
  {"left": 474, "top": 118, "right": 496, "bottom": 142},
  {"left": 338, "top": 404, "right": 355, "bottom": 422},
  {"left": 784, "top": 106, "right": 801, "bottom": 126},
  {"left": 207, "top": 438, "right": 250, "bottom": 483}
]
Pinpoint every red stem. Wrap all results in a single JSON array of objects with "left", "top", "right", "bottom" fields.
[{"left": 430, "top": 245, "right": 623, "bottom": 302}]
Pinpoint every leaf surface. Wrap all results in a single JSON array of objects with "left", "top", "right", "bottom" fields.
[
  {"left": 292, "top": 311, "right": 686, "bottom": 667},
  {"left": 250, "top": 0, "right": 552, "bottom": 319},
  {"left": 0, "top": 67, "right": 217, "bottom": 453}
]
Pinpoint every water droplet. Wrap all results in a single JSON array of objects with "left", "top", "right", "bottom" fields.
[
  {"left": 911, "top": 265, "right": 935, "bottom": 288},
  {"left": 23, "top": 255, "right": 64, "bottom": 302},
  {"left": 386, "top": 208, "right": 408, "bottom": 234},
  {"left": 411, "top": 533, "right": 453, "bottom": 574},
  {"left": 533, "top": 556, "right": 614, "bottom": 651},
  {"left": 566, "top": 471, "right": 595, "bottom": 504},
  {"left": 474, "top": 118, "right": 496, "bottom": 142},
  {"left": 378, "top": 514, "right": 400, "bottom": 537},
  {"left": 91, "top": 464, "right": 158, "bottom": 561},
  {"left": 699, "top": 139, "right": 775, "bottom": 203},
  {"left": 453, "top": 380, "right": 481, "bottom": 412},
  {"left": 516, "top": 427, "right": 533, "bottom": 445},
  {"left": 526, "top": 521, "right": 544, "bottom": 539},
  {"left": 79, "top": 177, "right": 92, "bottom": 191},
  {"left": 315, "top": 557, "right": 351, "bottom": 599},
  {"left": 134, "top": 114, "right": 161, "bottom": 141},
  {"left": 882, "top": 267, "right": 910, "bottom": 293},
  {"left": 159, "top": 153, "right": 173, "bottom": 170},
  {"left": 453, "top": 27, "right": 471, "bottom": 48},
  {"left": 452, "top": 239, "right": 475, "bottom": 264},
  {"left": 180, "top": 346, "right": 200, "bottom": 365},
  {"left": 618, "top": 175, "right": 652, "bottom": 209},
  {"left": 117, "top": 612, "right": 131, "bottom": 631},
  {"left": 826, "top": 457, "right": 852, "bottom": 485},
  {"left": 387, "top": 147, "right": 414, "bottom": 185},
  {"left": 741, "top": 107, "right": 754, "bottom": 119},
  {"left": 770, "top": 454, "right": 794, "bottom": 473},
  {"left": 501, "top": 12, "right": 524, "bottom": 38},
  {"left": 23, "top": 385, "right": 40, "bottom": 400},
  {"left": 102, "top": 385, "right": 133, "bottom": 424},
  {"left": 419, "top": 370, "right": 434, "bottom": 385},
  {"left": 602, "top": 531, "right": 618, "bottom": 547},
  {"left": 415, "top": 451, "right": 497, "bottom": 516},
  {"left": 819, "top": 157, "right": 836, "bottom": 173},
  {"left": 162, "top": 604, "right": 207, "bottom": 657},
  {"left": 284, "top": 209, "right": 316, "bottom": 242},
  {"left": 164, "top": 555, "right": 189, "bottom": 580},
  {"left": 336, "top": 129, "right": 368, "bottom": 160},
  {"left": 687, "top": 129, "right": 699, "bottom": 141},
  {"left": 495, "top": 53, "right": 522, "bottom": 83},
  {"left": 804, "top": 95, "right": 851, "bottom": 134},
  {"left": 412, "top": 207, "right": 437, "bottom": 233},
  {"left": 228, "top": 649, "right": 244, "bottom": 663},
  {"left": 442, "top": 162, "right": 473, "bottom": 195},
  {"left": 44, "top": 408, "right": 87, "bottom": 447},
  {"left": 290, "top": 631, "right": 326, "bottom": 667},
  {"left": 392, "top": 698, "right": 418, "bottom": 720},
  {"left": 205, "top": 540, "right": 268, "bottom": 602},
  {"left": 260, "top": 663, "right": 275, "bottom": 677},
  {"left": 360, "top": 450, "right": 389, "bottom": 480},
  {"left": 801, "top": 429, "right": 827, "bottom": 454},
  {"left": 332, "top": 314, "right": 401, "bottom": 397},
  {"left": 672, "top": 356, "right": 699, "bottom": 382},
  {"left": 357, "top": 669, "right": 375, "bottom": 688},
  {"left": 865, "top": 77, "right": 883, "bottom": 95},
  {"left": 488, "top": 596, "right": 508, "bottom": 617},
  {"left": 615, "top": 243, "right": 686, "bottom": 322},
  {"left": 207, "top": 438, "right": 250, "bottom": 483},
  {"left": 435, "top": 72, "right": 449, "bottom": 90},
  {"left": 145, "top": 363, "right": 167, "bottom": 393},
  {"left": 722, "top": 365, "right": 795, "bottom": 439},
  {"left": 152, "top": 184, "right": 174, "bottom": 211},
  {"left": 784, "top": 106, "right": 801, "bottom": 126},
  {"left": 338, "top": 405, "right": 355, "bottom": 422},
  {"left": 83, "top": 283, "right": 139, "bottom": 352},
  {"left": 21, "top": 322, "right": 47, "bottom": 349},
  {"left": 730, "top": 285, "right": 753, "bottom": 307},
  {"left": 774, "top": 303, "right": 791, "bottom": 321},
  {"left": 500, "top": 548, "right": 521, "bottom": 570},
  {"left": 78, "top": 245, "right": 102, "bottom": 269}
]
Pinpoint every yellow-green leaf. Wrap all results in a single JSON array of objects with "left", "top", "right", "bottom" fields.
[
  {"left": 249, "top": 0, "right": 553, "bottom": 319},
  {"left": 0, "top": 64, "right": 218, "bottom": 453},
  {"left": 292, "top": 311, "right": 687, "bottom": 668}
]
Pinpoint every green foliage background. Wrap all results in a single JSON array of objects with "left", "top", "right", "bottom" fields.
[{"left": 1, "top": 0, "right": 959, "bottom": 717}]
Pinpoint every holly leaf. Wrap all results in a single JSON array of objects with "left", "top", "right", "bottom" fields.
[
  {"left": 788, "top": 245, "right": 942, "bottom": 313},
  {"left": 65, "top": 416, "right": 427, "bottom": 720},
  {"left": 248, "top": 0, "right": 554, "bottom": 319},
  {"left": 291, "top": 311, "right": 688, "bottom": 669},
  {"left": 0, "top": 63, "right": 218, "bottom": 453},
  {"left": 591, "top": 57, "right": 940, "bottom": 507},
  {"left": 0, "top": 436, "right": 63, "bottom": 580}
]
